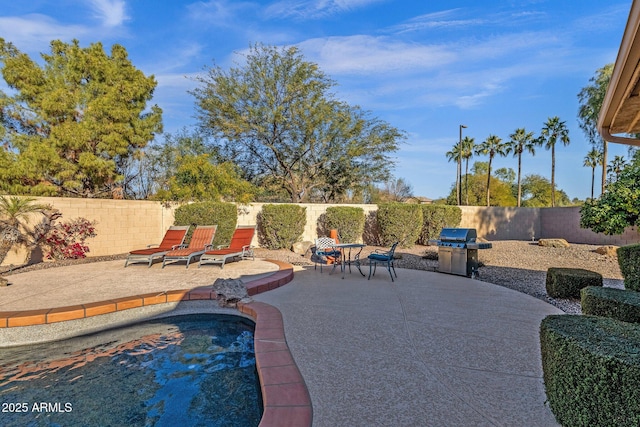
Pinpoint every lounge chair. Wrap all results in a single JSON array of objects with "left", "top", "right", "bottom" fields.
[
  {"left": 162, "top": 225, "right": 217, "bottom": 268},
  {"left": 124, "top": 225, "right": 190, "bottom": 267},
  {"left": 198, "top": 225, "right": 256, "bottom": 268},
  {"left": 367, "top": 241, "right": 399, "bottom": 282}
]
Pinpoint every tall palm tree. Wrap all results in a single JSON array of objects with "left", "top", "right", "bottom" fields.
[
  {"left": 460, "top": 136, "right": 475, "bottom": 205},
  {"left": 539, "top": 116, "right": 570, "bottom": 207},
  {"left": 505, "top": 128, "right": 537, "bottom": 207},
  {"left": 607, "top": 155, "right": 627, "bottom": 183},
  {"left": 583, "top": 148, "right": 602, "bottom": 199},
  {"left": 445, "top": 142, "right": 462, "bottom": 205},
  {"left": 474, "top": 134, "right": 507, "bottom": 206},
  {"left": 0, "top": 196, "right": 50, "bottom": 266}
]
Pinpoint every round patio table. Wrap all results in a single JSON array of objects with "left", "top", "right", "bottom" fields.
[{"left": 330, "top": 243, "right": 366, "bottom": 279}]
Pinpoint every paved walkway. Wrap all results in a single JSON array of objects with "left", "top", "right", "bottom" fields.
[
  {"left": 254, "top": 265, "right": 562, "bottom": 427},
  {"left": 0, "top": 259, "right": 562, "bottom": 426}
]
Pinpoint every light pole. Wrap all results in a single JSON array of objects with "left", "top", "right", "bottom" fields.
[{"left": 457, "top": 124, "right": 467, "bottom": 205}]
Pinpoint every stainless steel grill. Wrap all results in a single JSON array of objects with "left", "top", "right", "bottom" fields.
[{"left": 432, "top": 228, "right": 492, "bottom": 277}]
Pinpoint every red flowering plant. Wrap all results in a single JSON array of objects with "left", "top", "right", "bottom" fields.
[{"left": 44, "top": 218, "right": 97, "bottom": 260}]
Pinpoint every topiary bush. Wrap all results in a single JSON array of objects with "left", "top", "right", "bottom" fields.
[
  {"left": 545, "top": 267, "right": 603, "bottom": 299},
  {"left": 581, "top": 286, "right": 640, "bottom": 323},
  {"left": 259, "top": 204, "right": 306, "bottom": 250},
  {"left": 376, "top": 203, "right": 423, "bottom": 248},
  {"left": 324, "top": 206, "right": 365, "bottom": 243},
  {"left": 540, "top": 315, "right": 640, "bottom": 427},
  {"left": 174, "top": 202, "right": 237, "bottom": 247},
  {"left": 618, "top": 243, "right": 640, "bottom": 291},
  {"left": 417, "top": 205, "right": 462, "bottom": 245}
]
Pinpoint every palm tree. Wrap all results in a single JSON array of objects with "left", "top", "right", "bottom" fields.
[
  {"left": 445, "top": 142, "right": 462, "bottom": 205},
  {"left": 607, "top": 155, "right": 627, "bottom": 183},
  {"left": 583, "top": 148, "right": 602, "bottom": 199},
  {"left": 505, "top": 128, "right": 537, "bottom": 207},
  {"left": 474, "top": 134, "right": 507, "bottom": 206},
  {"left": 539, "top": 116, "right": 570, "bottom": 207},
  {"left": 0, "top": 196, "right": 50, "bottom": 266},
  {"left": 460, "top": 136, "right": 475, "bottom": 205}
]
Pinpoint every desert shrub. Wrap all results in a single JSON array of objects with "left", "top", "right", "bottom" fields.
[
  {"left": 417, "top": 205, "right": 462, "bottom": 245},
  {"left": 259, "top": 204, "right": 306, "bottom": 250},
  {"left": 540, "top": 315, "right": 640, "bottom": 426},
  {"left": 44, "top": 218, "right": 97, "bottom": 260},
  {"left": 545, "top": 267, "right": 602, "bottom": 299},
  {"left": 581, "top": 286, "right": 640, "bottom": 323},
  {"left": 376, "top": 203, "right": 423, "bottom": 247},
  {"left": 324, "top": 206, "right": 365, "bottom": 243},
  {"left": 618, "top": 244, "right": 640, "bottom": 291},
  {"left": 174, "top": 202, "right": 237, "bottom": 247}
]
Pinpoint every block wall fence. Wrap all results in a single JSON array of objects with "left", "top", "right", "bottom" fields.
[{"left": 2, "top": 198, "right": 639, "bottom": 266}]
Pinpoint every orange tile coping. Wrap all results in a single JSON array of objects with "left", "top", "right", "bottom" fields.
[{"left": 0, "top": 259, "right": 310, "bottom": 426}]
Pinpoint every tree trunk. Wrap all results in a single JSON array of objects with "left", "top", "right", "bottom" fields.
[
  {"left": 0, "top": 241, "right": 12, "bottom": 267},
  {"left": 601, "top": 141, "right": 608, "bottom": 195},
  {"left": 517, "top": 153, "right": 522, "bottom": 208},
  {"left": 591, "top": 166, "right": 595, "bottom": 200},
  {"left": 486, "top": 157, "right": 492, "bottom": 207},
  {"left": 551, "top": 145, "right": 556, "bottom": 207},
  {"left": 465, "top": 158, "right": 470, "bottom": 205}
]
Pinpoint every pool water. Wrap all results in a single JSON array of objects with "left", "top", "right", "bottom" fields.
[{"left": 0, "top": 314, "right": 262, "bottom": 427}]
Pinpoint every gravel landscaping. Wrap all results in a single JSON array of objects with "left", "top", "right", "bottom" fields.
[{"left": 2, "top": 240, "right": 624, "bottom": 314}]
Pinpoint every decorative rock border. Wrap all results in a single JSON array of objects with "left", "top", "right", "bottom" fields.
[{"left": 0, "top": 259, "right": 311, "bottom": 427}]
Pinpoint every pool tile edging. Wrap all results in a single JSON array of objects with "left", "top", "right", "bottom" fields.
[{"left": 0, "top": 259, "right": 311, "bottom": 427}]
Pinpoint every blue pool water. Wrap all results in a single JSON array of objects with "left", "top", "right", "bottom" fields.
[{"left": 0, "top": 314, "right": 262, "bottom": 427}]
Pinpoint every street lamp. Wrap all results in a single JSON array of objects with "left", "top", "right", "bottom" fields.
[{"left": 457, "top": 124, "right": 467, "bottom": 205}]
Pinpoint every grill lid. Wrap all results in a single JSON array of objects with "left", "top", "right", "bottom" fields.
[{"left": 438, "top": 228, "right": 477, "bottom": 243}]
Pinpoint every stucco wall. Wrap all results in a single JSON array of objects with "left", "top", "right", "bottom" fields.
[{"left": 2, "top": 198, "right": 639, "bottom": 267}]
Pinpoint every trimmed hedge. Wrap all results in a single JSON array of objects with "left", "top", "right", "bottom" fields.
[
  {"left": 618, "top": 244, "right": 640, "bottom": 291},
  {"left": 581, "top": 286, "right": 640, "bottom": 323},
  {"left": 325, "top": 206, "right": 365, "bottom": 244},
  {"left": 540, "top": 315, "right": 640, "bottom": 427},
  {"left": 174, "top": 201, "right": 237, "bottom": 247},
  {"left": 376, "top": 203, "right": 423, "bottom": 248},
  {"left": 545, "top": 267, "right": 602, "bottom": 299},
  {"left": 417, "top": 205, "right": 462, "bottom": 245},
  {"left": 259, "top": 204, "right": 306, "bottom": 250}
]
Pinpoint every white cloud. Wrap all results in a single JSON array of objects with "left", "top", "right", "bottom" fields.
[
  {"left": 187, "top": 0, "right": 256, "bottom": 27},
  {"left": 265, "top": 0, "right": 387, "bottom": 20},
  {"left": 87, "top": 0, "right": 129, "bottom": 27},
  {"left": 0, "top": 14, "right": 88, "bottom": 52}
]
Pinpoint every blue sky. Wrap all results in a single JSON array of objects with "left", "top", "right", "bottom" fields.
[{"left": 0, "top": 0, "right": 634, "bottom": 201}]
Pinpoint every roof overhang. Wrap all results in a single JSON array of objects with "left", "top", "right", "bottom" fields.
[{"left": 598, "top": 0, "right": 640, "bottom": 146}]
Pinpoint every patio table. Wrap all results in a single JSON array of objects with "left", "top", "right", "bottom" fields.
[{"left": 330, "top": 243, "right": 366, "bottom": 279}]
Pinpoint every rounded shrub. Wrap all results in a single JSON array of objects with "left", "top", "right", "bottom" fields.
[
  {"left": 376, "top": 203, "right": 423, "bottom": 247},
  {"left": 540, "top": 315, "right": 640, "bottom": 426},
  {"left": 417, "top": 205, "right": 462, "bottom": 245},
  {"left": 545, "top": 267, "right": 602, "bottom": 299},
  {"left": 259, "top": 204, "right": 306, "bottom": 250},
  {"left": 324, "top": 206, "right": 365, "bottom": 243},
  {"left": 581, "top": 286, "right": 640, "bottom": 323},
  {"left": 174, "top": 201, "right": 237, "bottom": 247},
  {"left": 618, "top": 243, "right": 640, "bottom": 291}
]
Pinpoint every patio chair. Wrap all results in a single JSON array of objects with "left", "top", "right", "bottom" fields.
[
  {"left": 314, "top": 237, "right": 341, "bottom": 273},
  {"left": 124, "top": 225, "right": 190, "bottom": 267},
  {"left": 162, "top": 225, "right": 217, "bottom": 268},
  {"left": 367, "top": 241, "right": 399, "bottom": 282},
  {"left": 198, "top": 225, "right": 256, "bottom": 269}
]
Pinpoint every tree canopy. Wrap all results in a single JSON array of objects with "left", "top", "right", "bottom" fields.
[
  {"left": 0, "top": 39, "right": 162, "bottom": 198},
  {"left": 581, "top": 152, "right": 640, "bottom": 235},
  {"left": 191, "top": 43, "right": 405, "bottom": 203}
]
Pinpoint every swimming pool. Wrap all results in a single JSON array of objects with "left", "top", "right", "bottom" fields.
[{"left": 0, "top": 314, "right": 262, "bottom": 426}]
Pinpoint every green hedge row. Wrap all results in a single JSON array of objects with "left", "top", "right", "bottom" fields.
[
  {"left": 376, "top": 203, "right": 422, "bottom": 247},
  {"left": 258, "top": 204, "right": 306, "bottom": 250},
  {"left": 174, "top": 201, "right": 237, "bottom": 247},
  {"left": 545, "top": 267, "right": 602, "bottom": 299},
  {"left": 581, "top": 286, "right": 640, "bottom": 323},
  {"left": 325, "top": 206, "right": 365, "bottom": 243},
  {"left": 540, "top": 315, "right": 640, "bottom": 426},
  {"left": 417, "top": 205, "right": 462, "bottom": 244},
  {"left": 619, "top": 244, "right": 640, "bottom": 291}
]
